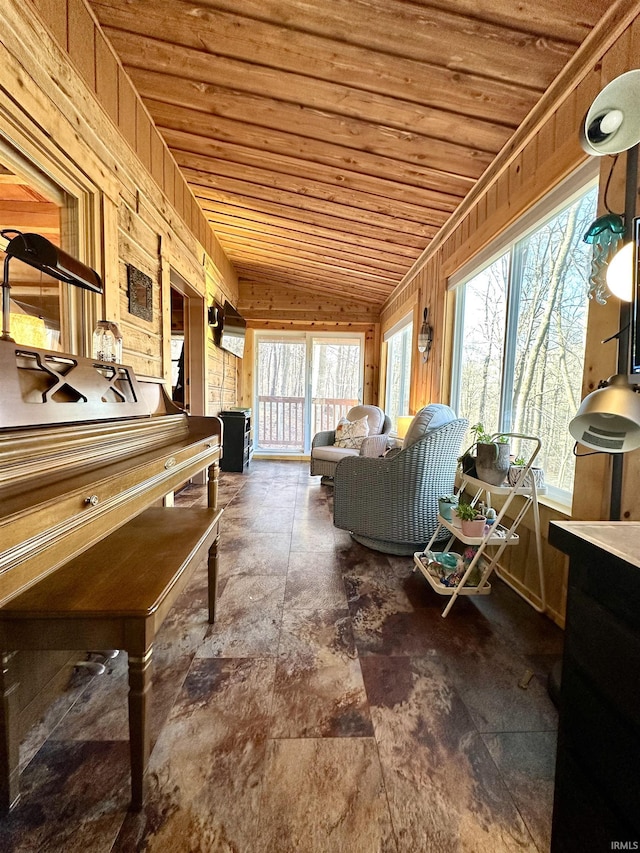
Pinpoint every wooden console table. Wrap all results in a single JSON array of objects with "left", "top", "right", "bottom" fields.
[{"left": 0, "top": 506, "right": 222, "bottom": 812}]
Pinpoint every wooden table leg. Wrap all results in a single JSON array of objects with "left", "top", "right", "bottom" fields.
[
  {"left": 127, "top": 647, "right": 153, "bottom": 811},
  {"left": 208, "top": 532, "right": 220, "bottom": 624},
  {"left": 0, "top": 651, "right": 20, "bottom": 813},
  {"left": 208, "top": 461, "right": 219, "bottom": 509}
]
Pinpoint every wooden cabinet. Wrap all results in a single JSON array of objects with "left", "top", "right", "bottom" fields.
[
  {"left": 220, "top": 410, "right": 252, "bottom": 472},
  {"left": 548, "top": 521, "right": 640, "bottom": 852}
]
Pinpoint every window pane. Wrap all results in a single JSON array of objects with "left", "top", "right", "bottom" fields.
[
  {"left": 457, "top": 254, "right": 509, "bottom": 433},
  {"left": 311, "top": 336, "right": 361, "bottom": 434},
  {"left": 385, "top": 325, "right": 411, "bottom": 428},
  {"left": 510, "top": 187, "right": 598, "bottom": 490},
  {"left": 256, "top": 338, "right": 306, "bottom": 451}
]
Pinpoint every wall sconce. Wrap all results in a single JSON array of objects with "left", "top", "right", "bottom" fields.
[
  {"left": 208, "top": 304, "right": 220, "bottom": 328},
  {"left": 1, "top": 230, "right": 102, "bottom": 342},
  {"left": 417, "top": 307, "right": 433, "bottom": 362},
  {"left": 606, "top": 239, "right": 635, "bottom": 301},
  {"left": 573, "top": 70, "right": 640, "bottom": 522}
]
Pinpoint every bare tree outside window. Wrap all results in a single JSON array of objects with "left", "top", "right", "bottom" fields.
[{"left": 453, "top": 184, "right": 598, "bottom": 496}]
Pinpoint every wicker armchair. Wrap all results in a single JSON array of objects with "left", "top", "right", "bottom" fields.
[
  {"left": 333, "top": 407, "right": 468, "bottom": 555},
  {"left": 310, "top": 405, "right": 392, "bottom": 484}
]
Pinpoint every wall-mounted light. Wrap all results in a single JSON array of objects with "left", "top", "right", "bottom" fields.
[
  {"left": 1, "top": 230, "right": 102, "bottom": 342},
  {"left": 208, "top": 304, "right": 220, "bottom": 328},
  {"left": 606, "top": 240, "right": 634, "bottom": 302},
  {"left": 570, "top": 373, "right": 640, "bottom": 453},
  {"left": 573, "top": 69, "right": 640, "bottom": 522},
  {"left": 417, "top": 307, "right": 433, "bottom": 362}
]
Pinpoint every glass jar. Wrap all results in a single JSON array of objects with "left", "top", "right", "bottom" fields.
[{"left": 92, "top": 320, "right": 123, "bottom": 363}]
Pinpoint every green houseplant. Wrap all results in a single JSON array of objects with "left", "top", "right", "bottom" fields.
[
  {"left": 455, "top": 501, "right": 487, "bottom": 537},
  {"left": 471, "top": 423, "right": 511, "bottom": 486},
  {"left": 507, "top": 454, "right": 545, "bottom": 489}
]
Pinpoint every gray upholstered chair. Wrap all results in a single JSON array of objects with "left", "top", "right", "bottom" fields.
[
  {"left": 333, "top": 404, "right": 468, "bottom": 554},
  {"left": 310, "top": 404, "right": 392, "bottom": 484}
]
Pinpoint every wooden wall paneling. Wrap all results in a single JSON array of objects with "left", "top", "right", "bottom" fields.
[
  {"left": 553, "top": 91, "right": 577, "bottom": 154},
  {"left": 495, "top": 170, "right": 509, "bottom": 213},
  {"left": 535, "top": 113, "right": 557, "bottom": 173},
  {"left": 94, "top": 31, "right": 118, "bottom": 125},
  {"left": 163, "top": 149, "right": 175, "bottom": 208},
  {"left": 117, "top": 65, "right": 137, "bottom": 152},
  {"left": 630, "top": 13, "right": 640, "bottom": 60},
  {"left": 160, "top": 248, "right": 171, "bottom": 386},
  {"left": 485, "top": 183, "right": 498, "bottom": 221},
  {"left": 67, "top": 0, "right": 96, "bottom": 91},
  {"left": 240, "top": 329, "right": 254, "bottom": 411},
  {"left": 30, "top": 0, "right": 69, "bottom": 49},
  {"left": 135, "top": 103, "right": 152, "bottom": 174},
  {"left": 101, "top": 194, "right": 120, "bottom": 323},
  {"left": 508, "top": 152, "right": 524, "bottom": 199},
  {"left": 601, "top": 26, "right": 632, "bottom": 82},
  {"left": 150, "top": 128, "right": 164, "bottom": 191}
]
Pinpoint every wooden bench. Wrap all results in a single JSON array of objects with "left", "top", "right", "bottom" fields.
[{"left": 0, "top": 505, "right": 222, "bottom": 812}]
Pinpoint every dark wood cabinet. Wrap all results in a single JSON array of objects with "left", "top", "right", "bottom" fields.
[
  {"left": 220, "top": 410, "right": 252, "bottom": 472},
  {"left": 548, "top": 521, "right": 640, "bottom": 853}
]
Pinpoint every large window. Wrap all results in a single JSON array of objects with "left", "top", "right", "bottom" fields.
[
  {"left": 384, "top": 320, "right": 412, "bottom": 430},
  {"left": 451, "top": 179, "right": 598, "bottom": 498}
]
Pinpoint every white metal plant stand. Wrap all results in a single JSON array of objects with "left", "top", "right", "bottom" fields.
[{"left": 414, "top": 434, "right": 546, "bottom": 618}]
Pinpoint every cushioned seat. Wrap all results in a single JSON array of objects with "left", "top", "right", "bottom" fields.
[
  {"left": 333, "top": 404, "right": 468, "bottom": 554},
  {"left": 310, "top": 404, "right": 391, "bottom": 483}
]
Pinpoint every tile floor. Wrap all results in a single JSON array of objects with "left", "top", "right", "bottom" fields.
[{"left": 0, "top": 460, "right": 563, "bottom": 852}]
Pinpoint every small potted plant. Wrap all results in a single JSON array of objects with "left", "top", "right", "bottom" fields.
[
  {"left": 507, "top": 455, "right": 545, "bottom": 489},
  {"left": 455, "top": 501, "right": 487, "bottom": 537},
  {"left": 438, "top": 494, "right": 458, "bottom": 521},
  {"left": 471, "top": 423, "right": 510, "bottom": 486}
]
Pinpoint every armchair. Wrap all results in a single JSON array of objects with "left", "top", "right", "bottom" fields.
[
  {"left": 333, "top": 405, "right": 468, "bottom": 554},
  {"left": 310, "top": 404, "right": 391, "bottom": 484}
]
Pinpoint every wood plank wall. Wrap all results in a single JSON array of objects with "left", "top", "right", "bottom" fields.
[
  {"left": 379, "top": 1, "right": 640, "bottom": 625},
  {"left": 4, "top": 0, "right": 238, "bottom": 398},
  {"left": 0, "top": 0, "right": 240, "bottom": 728}
]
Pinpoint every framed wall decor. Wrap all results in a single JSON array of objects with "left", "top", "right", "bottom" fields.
[{"left": 127, "top": 264, "right": 153, "bottom": 322}]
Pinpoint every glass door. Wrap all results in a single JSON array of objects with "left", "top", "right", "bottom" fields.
[
  {"left": 255, "top": 332, "right": 363, "bottom": 453},
  {"left": 310, "top": 336, "right": 362, "bottom": 437},
  {"left": 256, "top": 335, "right": 306, "bottom": 451}
]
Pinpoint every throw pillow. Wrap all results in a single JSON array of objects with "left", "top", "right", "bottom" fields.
[{"left": 334, "top": 415, "right": 370, "bottom": 449}]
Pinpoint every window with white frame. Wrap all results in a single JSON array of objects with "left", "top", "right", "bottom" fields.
[
  {"left": 451, "top": 173, "right": 598, "bottom": 499},
  {"left": 384, "top": 318, "right": 412, "bottom": 430}
]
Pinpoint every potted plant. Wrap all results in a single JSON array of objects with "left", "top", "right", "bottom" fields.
[
  {"left": 455, "top": 501, "right": 487, "bottom": 537},
  {"left": 471, "top": 423, "right": 511, "bottom": 486},
  {"left": 438, "top": 494, "right": 458, "bottom": 521},
  {"left": 507, "top": 455, "right": 545, "bottom": 489}
]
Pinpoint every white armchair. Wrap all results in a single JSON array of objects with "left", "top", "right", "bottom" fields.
[{"left": 310, "top": 405, "right": 391, "bottom": 484}]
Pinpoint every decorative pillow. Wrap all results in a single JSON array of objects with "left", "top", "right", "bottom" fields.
[{"left": 334, "top": 415, "right": 370, "bottom": 449}]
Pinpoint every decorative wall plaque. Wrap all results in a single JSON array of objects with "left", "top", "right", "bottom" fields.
[{"left": 127, "top": 265, "right": 153, "bottom": 322}]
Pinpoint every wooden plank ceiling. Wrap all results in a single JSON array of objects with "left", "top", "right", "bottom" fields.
[{"left": 89, "top": 0, "right": 609, "bottom": 308}]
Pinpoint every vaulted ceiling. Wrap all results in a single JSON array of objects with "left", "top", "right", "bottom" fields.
[{"left": 89, "top": 0, "right": 610, "bottom": 306}]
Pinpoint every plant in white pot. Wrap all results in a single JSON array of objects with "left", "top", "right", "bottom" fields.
[
  {"left": 455, "top": 501, "right": 487, "bottom": 537},
  {"left": 507, "top": 455, "right": 545, "bottom": 489},
  {"left": 471, "top": 423, "right": 510, "bottom": 486}
]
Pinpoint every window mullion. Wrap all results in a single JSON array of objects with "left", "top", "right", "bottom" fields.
[{"left": 500, "top": 246, "right": 522, "bottom": 432}]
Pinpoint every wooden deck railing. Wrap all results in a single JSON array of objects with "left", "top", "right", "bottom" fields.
[{"left": 257, "top": 396, "right": 357, "bottom": 448}]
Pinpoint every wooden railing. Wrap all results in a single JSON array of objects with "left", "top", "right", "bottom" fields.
[{"left": 257, "top": 396, "right": 357, "bottom": 448}]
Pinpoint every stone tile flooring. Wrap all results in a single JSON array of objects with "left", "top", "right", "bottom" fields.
[{"left": 0, "top": 460, "right": 563, "bottom": 852}]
